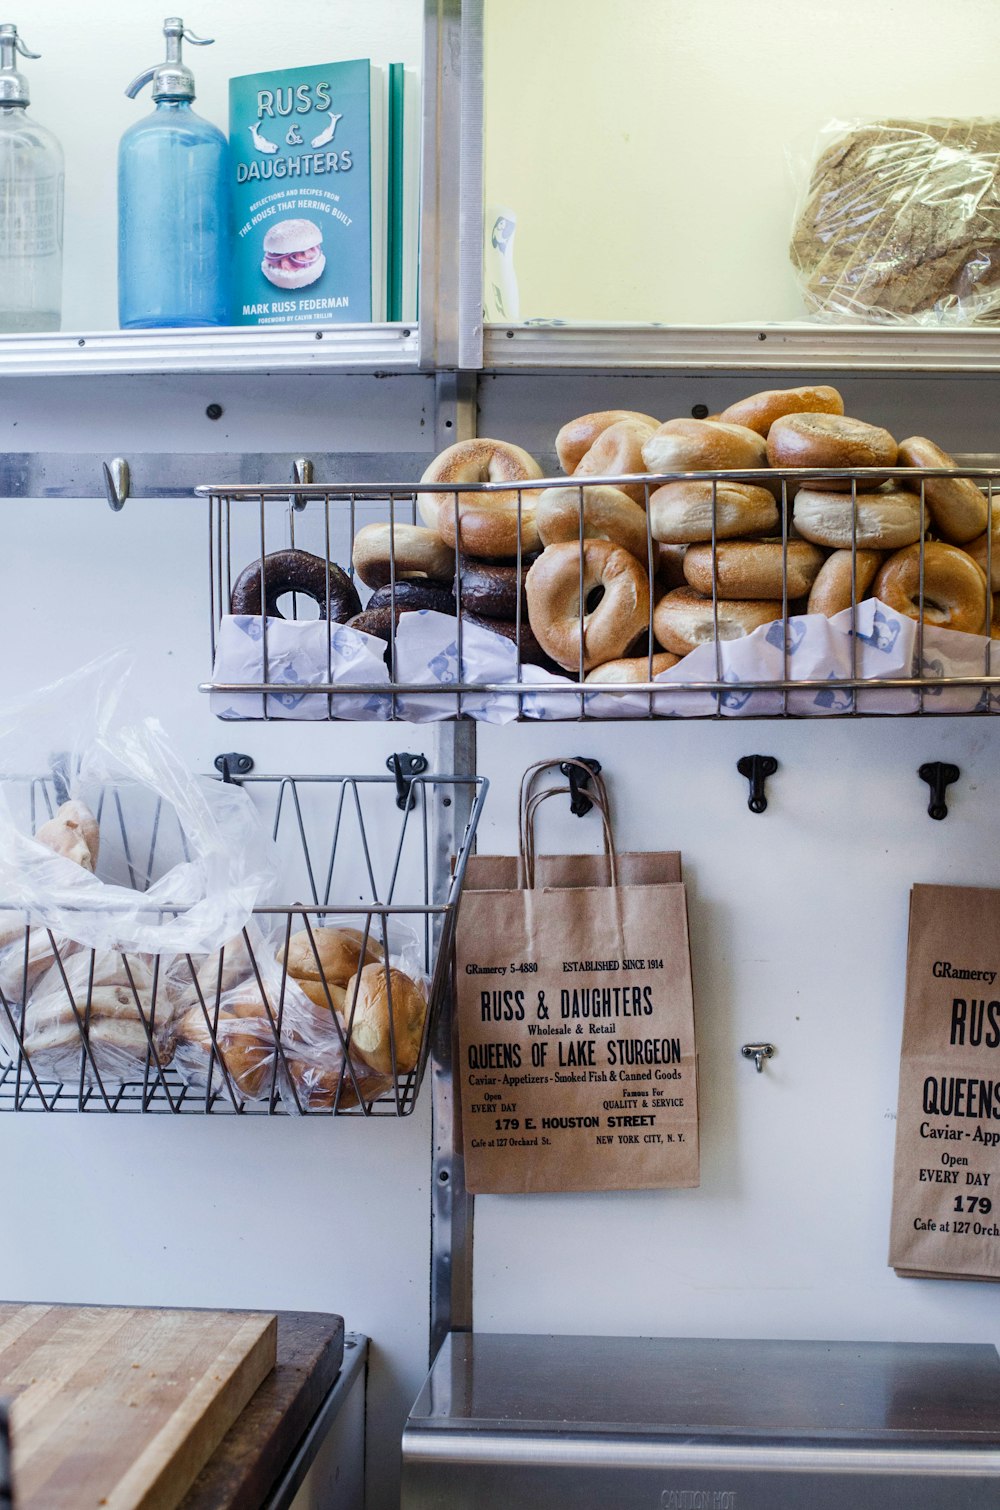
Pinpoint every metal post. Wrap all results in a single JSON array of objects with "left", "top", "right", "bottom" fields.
[
  {"left": 430, "top": 721, "right": 478, "bottom": 1361},
  {"left": 419, "top": 0, "right": 484, "bottom": 372}
]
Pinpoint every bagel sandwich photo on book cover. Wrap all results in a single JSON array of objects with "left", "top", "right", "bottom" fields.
[{"left": 229, "top": 58, "right": 419, "bottom": 326}]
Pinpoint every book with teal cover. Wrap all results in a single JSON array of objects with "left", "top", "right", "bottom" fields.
[{"left": 229, "top": 59, "right": 383, "bottom": 326}]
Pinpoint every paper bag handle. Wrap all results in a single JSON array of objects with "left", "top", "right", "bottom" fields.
[{"left": 519, "top": 760, "right": 618, "bottom": 890}]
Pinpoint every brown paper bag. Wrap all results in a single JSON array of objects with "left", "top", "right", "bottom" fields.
[
  {"left": 888, "top": 884, "right": 1000, "bottom": 1282},
  {"left": 455, "top": 761, "right": 699, "bottom": 1194}
]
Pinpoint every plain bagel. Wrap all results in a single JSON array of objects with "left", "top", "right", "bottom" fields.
[
  {"left": 525, "top": 540, "right": 650, "bottom": 672},
  {"left": 641, "top": 417, "right": 768, "bottom": 474},
  {"left": 874, "top": 542, "right": 989, "bottom": 635},
  {"left": 896, "top": 437, "right": 988, "bottom": 544},
  {"left": 570, "top": 417, "right": 659, "bottom": 505},
  {"left": 766, "top": 413, "right": 897, "bottom": 487},
  {"left": 352, "top": 523, "right": 455, "bottom": 589},
  {"left": 653, "top": 587, "right": 783, "bottom": 658},
  {"left": 806, "top": 549, "right": 884, "bottom": 617},
  {"left": 536, "top": 485, "right": 650, "bottom": 562},
  {"left": 967, "top": 508, "right": 1000, "bottom": 590},
  {"left": 718, "top": 385, "right": 844, "bottom": 437},
  {"left": 585, "top": 652, "right": 679, "bottom": 683},
  {"left": 793, "top": 487, "right": 923, "bottom": 549},
  {"left": 649, "top": 480, "right": 779, "bottom": 544},
  {"left": 419, "top": 438, "right": 543, "bottom": 557},
  {"left": 683, "top": 539, "right": 825, "bottom": 601},
  {"left": 556, "top": 409, "right": 660, "bottom": 474}
]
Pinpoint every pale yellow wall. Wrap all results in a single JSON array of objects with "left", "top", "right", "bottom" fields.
[{"left": 484, "top": 0, "right": 1000, "bottom": 324}]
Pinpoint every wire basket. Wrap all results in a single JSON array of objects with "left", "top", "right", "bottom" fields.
[
  {"left": 0, "top": 767, "right": 487, "bottom": 1115},
  {"left": 199, "top": 465, "right": 1000, "bottom": 720}
]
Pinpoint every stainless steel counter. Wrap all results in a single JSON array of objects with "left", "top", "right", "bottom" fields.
[{"left": 402, "top": 1333, "right": 1000, "bottom": 1508}]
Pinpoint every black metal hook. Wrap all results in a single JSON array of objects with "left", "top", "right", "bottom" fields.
[
  {"left": 919, "top": 762, "right": 960, "bottom": 821},
  {"left": 214, "top": 752, "right": 254, "bottom": 783},
  {"left": 387, "top": 752, "right": 428, "bottom": 810},
  {"left": 737, "top": 755, "right": 778, "bottom": 814},
  {"left": 559, "top": 757, "right": 602, "bottom": 817}
]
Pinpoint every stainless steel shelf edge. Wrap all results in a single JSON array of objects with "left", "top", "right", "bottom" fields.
[
  {"left": 483, "top": 322, "right": 1000, "bottom": 372},
  {"left": 0, "top": 324, "right": 420, "bottom": 378},
  {"left": 401, "top": 1431, "right": 1000, "bottom": 1477}
]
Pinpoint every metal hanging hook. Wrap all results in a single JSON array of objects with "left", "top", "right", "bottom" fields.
[
  {"left": 290, "top": 457, "right": 314, "bottom": 512},
  {"left": 214, "top": 752, "right": 254, "bottom": 783},
  {"left": 737, "top": 755, "right": 778, "bottom": 814},
  {"left": 559, "top": 757, "right": 602, "bottom": 817},
  {"left": 742, "top": 1043, "right": 775, "bottom": 1074},
  {"left": 918, "top": 762, "right": 959, "bottom": 820},
  {"left": 387, "top": 752, "right": 428, "bottom": 810},
  {"left": 102, "top": 458, "right": 130, "bottom": 511}
]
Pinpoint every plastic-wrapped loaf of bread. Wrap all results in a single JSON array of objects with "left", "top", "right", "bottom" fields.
[
  {"left": 790, "top": 119, "right": 1000, "bottom": 324},
  {"left": 20, "top": 949, "right": 176, "bottom": 1083}
]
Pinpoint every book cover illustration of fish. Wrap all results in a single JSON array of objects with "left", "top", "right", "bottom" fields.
[{"left": 229, "top": 58, "right": 385, "bottom": 326}]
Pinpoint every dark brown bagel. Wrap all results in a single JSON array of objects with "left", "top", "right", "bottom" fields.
[
  {"left": 455, "top": 556, "right": 532, "bottom": 621},
  {"left": 230, "top": 549, "right": 361, "bottom": 621},
  {"left": 367, "top": 582, "right": 456, "bottom": 615},
  {"left": 347, "top": 605, "right": 402, "bottom": 643},
  {"left": 461, "top": 610, "right": 553, "bottom": 668}
]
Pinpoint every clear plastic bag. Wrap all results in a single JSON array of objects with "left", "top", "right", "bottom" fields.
[
  {"left": 171, "top": 919, "right": 397, "bottom": 1112},
  {"left": 790, "top": 118, "right": 1000, "bottom": 325},
  {"left": 0, "top": 655, "right": 278, "bottom": 958}
]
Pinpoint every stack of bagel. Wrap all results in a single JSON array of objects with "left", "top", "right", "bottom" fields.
[{"left": 350, "top": 385, "right": 996, "bottom": 679}]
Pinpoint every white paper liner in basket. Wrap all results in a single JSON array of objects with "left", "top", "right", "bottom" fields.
[
  {"left": 210, "top": 603, "right": 1000, "bottom": 722},
  {"left": 211, "top": 615, "right": 392, "bottom": 720}
]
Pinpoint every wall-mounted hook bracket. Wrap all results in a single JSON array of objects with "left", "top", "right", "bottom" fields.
[
  {"left": 387, "top": 752, "right": 428, "bottom": 810},
  {"left": 737, "top": 755, "right": 778, "bottom": 814},
  {"left": 919, "top": 761, "right": 959, "bottom": 820},
  {"left": 559, "top": 757, "right": 602, "bottom": 817},
  {"left": 214, "top": 752, "right": 255, "bottom": 783},
  {"left": 290, "top": 457, "right": 314, "bottom": 511},
  {"left": 102, "top": 457, "right": 130, "bottom": 511},
  {"left": 742, "top": 1042, "right": 775, "bottom": 1073}
]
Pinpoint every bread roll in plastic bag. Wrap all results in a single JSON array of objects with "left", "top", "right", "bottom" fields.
[
  {"left": 791, "top": 118, "right": 1000, "bottom": 324},
  {"left": 15, "top": 947, "right": 177, "bottom": 1085},
  {"left": 0, "top": 655, "right": 278, "bottom": 959},
  {"left": 173, "top": 920, "right": 389, "bottom": 1112}
]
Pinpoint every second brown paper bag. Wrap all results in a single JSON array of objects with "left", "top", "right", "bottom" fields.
[{"left": 455, "top": 761, "right": 699, "bottom": 1194}]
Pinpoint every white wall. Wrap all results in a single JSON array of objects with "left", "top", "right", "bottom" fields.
[{"left": 483, "top": 0, "right": 1000, "bottom": 323}]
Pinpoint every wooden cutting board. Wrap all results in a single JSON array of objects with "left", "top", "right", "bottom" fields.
[{"left": 0, "top": 1304, "right": 276, "bottom": 1510}]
